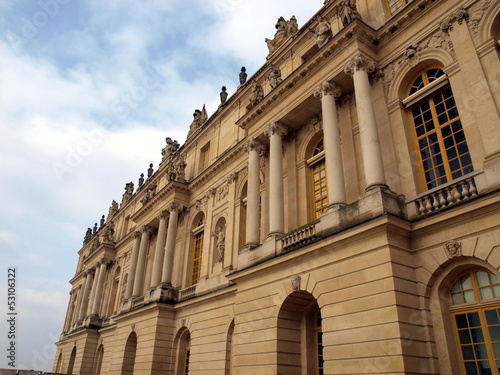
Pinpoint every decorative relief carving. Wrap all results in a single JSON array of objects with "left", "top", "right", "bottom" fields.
[
  {"left": 469, "top": 0, "right": 491, "bottom": 36},
  {"left": 166, "top": 156, "right": 187, "bottom": 183},
  {"left": 313, "top": 16, "right": 332, "bottom": 48},
  {"left": 336, "top": 0, "right": 361, "bottom": 27},
  {"left": 249, "top": 81, "right": 264, "bottom": 109},
  {"left": 211, "top": 225, "right": 226, "bottom": 262},
  {"left": 268, "top": 65, "right": 282, "bottom": 89},
  {"left": 141, "top": 183, "right": 157, "bottom": 206},
  {"left": 161, "top": 137, "right": 180, "bottom": 162},
  {"left": 291, "top": 275, "right": 301, "bottom": 291},
  {"left": 217, "top": 184, "right": 229, "bottom": 202},
  {"left": 445, "top": 240, "right": 462, "bottom": 259}
]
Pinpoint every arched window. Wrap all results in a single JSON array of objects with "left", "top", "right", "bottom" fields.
[
  {"left": 191, "top": 215, "right": 205, "bottom": 285},
  {"left": 55, "top": 352, "right": 63, "bottom": 373},
  {"left": 67, "top": 347, "right": 76, "bottom": 375},
  {"left": 277, "top": 291, "right": 323, "bottom": 374},
  {"left": 308, "top": 138, "right": 328, "bottom": 219},
  {"left": 121, "top": 332, "right": 137, "bottom": 375},
  {"left": 175, "top": 329, "right": 191, "bottom": 375},
  {"left": 406, "top": 67, "right": 473, "bottom": 190},
  {"left": 449, "top": 269, "right": 500, "bottom": 374},
  {"left": 316, "top": 311, "right": 324, "bottom": 375},
  {"left": 93, "top": 345, "right": 104, "bottom": 375}
]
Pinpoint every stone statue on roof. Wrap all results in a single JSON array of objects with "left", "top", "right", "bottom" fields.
[
  {"left": 162, "top": 137, "right": 180, "bottom": 161},
  {"left": 337, "top": 0, "right": 361, "bottom": 26},
  {"left": 314, "top": 16, "right": 332, "bottom": 48},
  {"left": 265, "top": 16, "right": 299, "bottom": 55},
  {"left": 188, "top": 105, "right": 208, "bottom": 137}
]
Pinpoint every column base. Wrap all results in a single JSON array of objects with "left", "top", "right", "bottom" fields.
[
  {"left": 82, "top": 314, "right": 102, "bottom": 329},
  {"left": 317, "top": 185, "right": 404, "bottom": 237},
  {"left": 144, "top": 284, "right": 179, "bottom": 304}
]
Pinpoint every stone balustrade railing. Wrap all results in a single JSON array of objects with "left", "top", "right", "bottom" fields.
[
  {"left": 179, "top": 285, "right": 196, "bottom": 301},
  {"left": 281, "top": 222, "right": 317, "bottom": 252},
  {"left": 406, "top": 174, "right": 479, "bottom": 219}
]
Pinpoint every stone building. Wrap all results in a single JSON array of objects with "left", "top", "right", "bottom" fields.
[{"left": 53, "top": 0, "right": 500, "bottom": 374}]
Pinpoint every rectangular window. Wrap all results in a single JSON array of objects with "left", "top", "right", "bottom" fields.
[
  {"left": 200, "top": 144, "right": 210, "bottom": 171},
  {"left": 386, "top": 0, "right": 409, "bottom": 16}
]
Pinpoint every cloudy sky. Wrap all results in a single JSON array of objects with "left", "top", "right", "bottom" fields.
[{"left": 0, "top": 0, "right": 323, "bottom": 370}]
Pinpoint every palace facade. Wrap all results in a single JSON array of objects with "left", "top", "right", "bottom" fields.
[{"left": 54, "top": 0, "right": 500, "bottom": 374}]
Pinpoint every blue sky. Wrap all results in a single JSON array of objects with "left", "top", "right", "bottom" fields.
[{"left": 0, "top": 0, "right": 322, "bottom": 370}]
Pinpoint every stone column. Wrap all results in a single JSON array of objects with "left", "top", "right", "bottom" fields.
[
  {"left": 244, "top": 138, "right": 264, "bottom": 247},
  {"left": 314, "top": 80, "right": 346, "bottom": 206},
  {"left": 344, "top": 54, "right": 386, "bottom": 189},
  {"left": 125, "top": 231, "right": 142, "bottom": 299},
  {"left": 91, "top": 260, "right": 108, "bottom": 316},
  {"left": 77, "top": 270, "right": 93, "bottom": 321},
  {"left": 86, "top": 266, "right": 100, "bottom": 316},
  {"left": 161, "top": 203, "right": 181, "bottom": 285},
  {"left": 132, "top": 225, "right": 153, "bottom": 297},
  {"left": 264, "top": 122, "right": 287, "bottom": 235},
  {"left": 150, "top": 211, "right": 169, "bottom": 288}
]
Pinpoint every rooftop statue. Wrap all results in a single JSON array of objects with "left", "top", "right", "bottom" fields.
[
  {"left": 220, "top": 86, "right": 228, "bottom": 105},
  {"left": 239, "top": 67, "right": 247, "bottom": 85},
  {"left": 265, "top": 16, "right": 298, "bottom": 55},
  {"left": 108, "top": 200, "right": 118, "bottom": 219},
  {"left": 337, "top": 0, "right": 361, "bottom": 27},
  {"left": 147, "top": 163, "right": 154, "bottom": 178},
  {"left": 121, "top": 182, "right": 134, "bottom": 205},
  {"left": 187, "top": 105, "right": 208, "bottom": 137},
  {"left": 161, "top": 137, "right": 180, "bottom": 161},
  {"left": 314, "top": 16, "right": 332, "bottom": 48}
]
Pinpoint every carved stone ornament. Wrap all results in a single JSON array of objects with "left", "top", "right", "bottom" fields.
[
  {"left": 404, "top": 44, "right": 421, "bottom": 67},
  {"left": 187, "top": 105, "right": 208, "bottom": 138},
  {"left": 344, "top": 54, "right": 375, "bottom": 76},
  {"left": 166, "top": 157, "right": 187, "bottom": 183},
  {"left": 264, "top": 122, "right": 288, "bottom": 137},
  {"left": 217, "top": 184, "right": 229, "bottom": 202},
  {"left": 249, "top": 81, "right": 264, "bottom": 108},
  {"left": 291, "top": 275, "right": 301, "bottom": 291},
  {"left": 313, "top": 81, "right": 342, "bottom": 100},
  {"left": 211, "top": 225, "right": 226, "bottom": 262},
  {"left": 108, "top": 200, "right": 119, "bottom": 219},
  {"left": 181, "top": 318, "right": 186, "bottom": 327},
  {"left": 445, "top": 240, "right": 462, "bottom": 259},
  {"left": 268, "top": 65, "right": 282, "bottom": 89},
  {"left": 469, "top": 0, "right": 491, "bottom": 36},
  {"left": 141, "top": 183, "right": 157, "bottom": 206},
  {"left": 441, "top": 7, "right": 469, "bottom": 33},
  {"left": 226, "top": 171, "right": 239, "bottom": 184}
]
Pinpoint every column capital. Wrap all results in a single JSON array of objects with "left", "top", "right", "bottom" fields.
[
  {"left": 132, "top": 231, "right": 142, "bottom": 240},
  {"left": 157, "top": 210, "right": 169, "bottom": 221},
  {"left": 264, "top": 122, "right": 288, "bottom": 137},
  {"left": 344, "top": 54, "right": 375, "bottom": 76},
  {"left": 140, "top": 225, "right": 154, "bottom": 236},
  {"left": 313, "top": 81, "right": 342, "bottom": 99},
  {"left": 244, "top": 137, "right": 265, "bottom": 153}
]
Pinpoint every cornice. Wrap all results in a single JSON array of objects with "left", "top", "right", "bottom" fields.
[
  {"left": 130, "top": 180, "right": 190, "bottom": 222},
  {"left": 188, "top": 139, "right": 247, "bottom": 190}
]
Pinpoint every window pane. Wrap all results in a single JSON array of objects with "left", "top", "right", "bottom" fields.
[
  {"left": 462, "top": 274, "right": 473, "bottom": 290},
  {"left": 489, "top": 326, "right": 500, "bottom": 342},
  {"left": 453, "top": 293, "right": 465, "bottom": 305},
  {"left": 480, "top": 287, "right": 494, "bottom": 301},
  {"left": 493, "top": 285, "right": 500, "bottom": 298},
  {"left": 465, "top": 362, "right": 479, "bottom": 375},
  {"left": 476, "top": 344, "right": 489, "bottom": 359},
  {"left": 478, "top": 361, "right": 492, "bottom": 375},
  {"left": 493, "top": 343, "right": 500, "bottom": 358},
  {"left": 486, "top": 310, "right": 499, "bottom": 325},
  {"left": 462, "top": 345, "right": 475, "bottom": 360},
  {"left": 457, "top": 314, "right": 469, "bottom": 329},
  {"left": 460, "top": 330, "right": 472, "bottom": 344},
  {"left": 468, "top": 313, "right": 481, "bottom": 327},
  {"left": 471, "top": 328, "right": 485, "bottom": 343}
]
